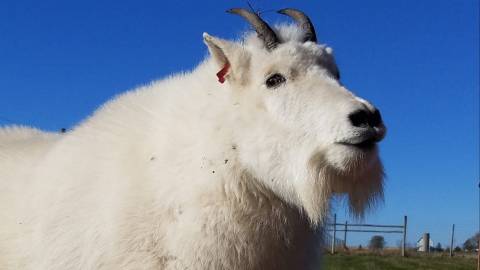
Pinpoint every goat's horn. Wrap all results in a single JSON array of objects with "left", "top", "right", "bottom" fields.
[
  {"left": 278, "top": 8, "right": 317, "bottom": 43},
  {"left": 227, "top": 8, "right": 280, "bottom": 51}
]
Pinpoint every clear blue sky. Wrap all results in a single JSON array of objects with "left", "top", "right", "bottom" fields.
[{"left": 0, "top": 0, "right": 478, "bottom": 248}]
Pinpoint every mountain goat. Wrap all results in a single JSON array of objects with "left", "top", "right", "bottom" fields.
[{"left": 0, "top": 8, "right": 386, "bottom": 270}]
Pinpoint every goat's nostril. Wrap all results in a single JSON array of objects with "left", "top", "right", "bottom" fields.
[
  {"left": 348, "top": 109, "right": 382, "bottom": 128},
  {"left": 370, "top": 109, "right": 382, "bottom": 127},
  {"left": 348, "top": 110, "right": 370, "bottom": 127}
]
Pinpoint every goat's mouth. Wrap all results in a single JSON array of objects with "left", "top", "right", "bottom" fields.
[
  {"left": 337, "top": 126, "right": 386, "bottom": 151},
  {"left": 339, "top": 138, "right": 377, "bottom": 150},
  {"left": 337, "top": 135, "right": 379, "bottom": 151}
]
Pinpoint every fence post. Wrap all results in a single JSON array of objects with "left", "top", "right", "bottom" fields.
[
  {"left": 402, "top": 215, "right": 407, "bottom": 257},
  {"left": 343, "top": 221, "right": 348, "bottom": 250},
  {"left": 331, "top": 214, "right": 336, "bottom": 254},
  {"left": 477, "top": 238, "right": 480, "bottom": 270},
  {"left": 450, "top": 224, "right": 455, "bottom": 257}
]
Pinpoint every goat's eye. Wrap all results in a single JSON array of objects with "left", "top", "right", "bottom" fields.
[{"left": 265, "top": 73, "right": 286, "bottom": 88}]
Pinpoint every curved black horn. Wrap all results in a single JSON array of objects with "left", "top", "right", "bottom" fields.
[
  {"left": 227, "top": 8, "right": 280, "bottom": 51},
  {"left": 278, "top": 8, "right": 317, "bottom": 43}
]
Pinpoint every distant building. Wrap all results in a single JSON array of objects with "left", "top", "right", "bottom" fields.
[{"left": 416, "top": 237, "right": 434, "bottom": 252}]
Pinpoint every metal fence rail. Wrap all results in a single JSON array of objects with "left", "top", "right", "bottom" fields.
[{"left": 326, "top": 214, "right": 408, "bottom": 257}]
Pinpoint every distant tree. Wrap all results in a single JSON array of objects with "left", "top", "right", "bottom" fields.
[
  {"left": 435, "top": 243, "right": 443, "bottom": 252},
  {"left": 369, "top": 235, "right": 385, "bottom": 251},
  {"left": 463, "top": 233, "right": 480, "bottom": 252},
  {"left": 454, "top": 246, "right": 462, "bottom": 252},
  {"left": 358, "top": 244, "right": 363, "bottom": 250}
]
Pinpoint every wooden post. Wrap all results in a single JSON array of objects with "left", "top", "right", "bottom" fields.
[
  {"left": 343, "top": 221, "right": 348, "bottom": 250},
  {"left": 331, "top": 214, "right": 336, "bottom": 254},
  {"left": 450, "top": 224, "right": 455, "bottom": 257},
  {"left": 423, "top": 233, "right": 430, "bottom": 253},
  {"left": 477, "top": 238, "right": 479, "bottom": 270},
  {"left": 402, "top": 215, "right": 407, "bottom": 257}
]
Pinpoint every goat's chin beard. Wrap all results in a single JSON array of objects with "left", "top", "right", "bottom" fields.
[{"left": 298, "top": 150, "right": 384, "bottom": 226}]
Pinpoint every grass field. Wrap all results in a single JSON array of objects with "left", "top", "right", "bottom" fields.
[{"left": 323, "top": 253, "right": 476, "bottom": 270}]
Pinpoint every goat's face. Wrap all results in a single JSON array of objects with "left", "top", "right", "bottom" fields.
[{"left": 204, "top": 11, "right": 385, "bottom": 223}]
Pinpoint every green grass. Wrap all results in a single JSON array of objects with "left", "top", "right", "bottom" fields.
[{"left": 324, "top": 253, "right": 476, "bottom": 270}]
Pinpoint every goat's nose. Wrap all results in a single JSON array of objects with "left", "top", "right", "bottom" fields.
[{"left": 348, "top": 109, "right": 382, "bottom": 128}]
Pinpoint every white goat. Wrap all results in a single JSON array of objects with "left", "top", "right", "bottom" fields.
[{"left": 0, "top": 8, "right": 386, "bottom": 270}]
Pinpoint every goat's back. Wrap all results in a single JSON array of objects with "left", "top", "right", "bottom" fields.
[{"left": 0, "top": 126, "right": 60, "bottom": 267}]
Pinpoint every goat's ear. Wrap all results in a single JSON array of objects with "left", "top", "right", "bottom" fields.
[{"left": 203, "top": 33, "right": 250, "bottom": 84}]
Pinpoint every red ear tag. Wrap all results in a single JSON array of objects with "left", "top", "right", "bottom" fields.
[{"left": 216, "top": 62, "right": 230, "bottom": 84}]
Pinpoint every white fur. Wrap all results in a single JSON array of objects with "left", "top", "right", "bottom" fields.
[{"left": 0, "top": 24, "right": 384, "bottom": 269}]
